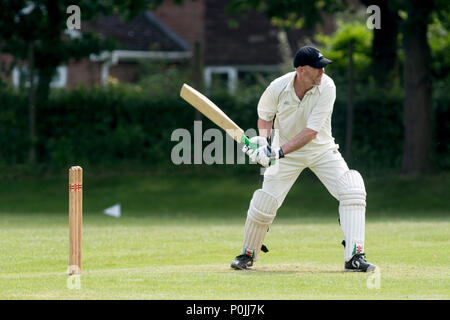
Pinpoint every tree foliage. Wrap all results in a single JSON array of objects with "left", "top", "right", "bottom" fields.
[
  {"left": 0, "top": 1, "right": 157, "bottom": 81},
  {"left": 314, "top": 20, "right": 372, "bottom": 78},
  {"left": 224, "top": 0, "right": 450, "bottom": 176},
  {"left": 226, "top": 0, "right": 347, "bottom": 29},
  {"left": 0, "top": 0, "right": 155, "bottom": 163}
]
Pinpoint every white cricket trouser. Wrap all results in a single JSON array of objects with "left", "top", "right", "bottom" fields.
[
  {"left": 260, "top": 147, "right": 366, "bottom": 262},
  {"left": 262, "top": 148, "right": 349, "bottom": 206}
]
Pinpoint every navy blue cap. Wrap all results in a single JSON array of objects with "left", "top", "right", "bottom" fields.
[{"left": 293, "top": 46, "right": 332, "bottom": 69}]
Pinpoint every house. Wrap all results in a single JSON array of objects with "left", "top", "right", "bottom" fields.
[
  {"left": 78, "top": 12, "right": 191, "bottom": 88},
  {"left": 2, "top": 0, "right": 336, "bottom": 91},
  {"left": 2, "top": 10, "right": 191, "bottom": 90},
  {"left": 154, "top": 0, "right": 336, "bottom": 92}
]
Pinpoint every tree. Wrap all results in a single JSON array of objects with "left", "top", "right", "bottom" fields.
[
  {"left": 226, "top": 0, "right": 347, "bottom": 29},
  {"left": 399, "top": 0, "right": 434, "bottom": 176},
  {"left": 223, "top": 0, "right": 449, "bottom": 176},
  {"left": 315, "top": 21, "right": 372, "bottom": 161},
  {"left": 360, "top": 0, "right": 400, "bottom": 88},
  {"left": 0, "top": 0, "right": 155, "bottom": 164},
  {"left": 394, "top": 0, "right": 449, "bottom": 176}
]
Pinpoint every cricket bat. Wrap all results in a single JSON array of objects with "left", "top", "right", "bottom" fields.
[{"left": 180, "top": 84, "right": 258, "bottom": 150}]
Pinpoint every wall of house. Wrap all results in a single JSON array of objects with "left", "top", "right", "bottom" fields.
[
  {"left": 153, "top": 0, "right": 205, "bottom": 50},
  {"left": 109, "top": 62, "right": 141, "bottom": 83},
  {"left": 66, "top": 58, "right": 101, "bottom": 90}
]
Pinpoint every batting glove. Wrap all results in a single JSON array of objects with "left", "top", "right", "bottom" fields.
[
  {"left": 242, "top": 136, "right": 269, "bottom": 157},
  {"left": 249, "top": 145, "right": 284, "bottom": 168}
]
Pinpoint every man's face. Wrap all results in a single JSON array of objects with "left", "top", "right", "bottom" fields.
[{"left": 300, "top": 65, "right": 324, "bottom": 86}]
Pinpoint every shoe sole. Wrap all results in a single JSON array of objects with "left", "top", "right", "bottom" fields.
[
  {"left": 344, "top": 268, "right": 362, "bottom": 272},
  {"left": 230, "top": 263, "right": 253, "bottom": 270},
  {"left": 344, "top": 264, "right": 377, "bottom": 272},
  {"left": 366, "top": 264, "right": 377, "bottom": 272}
]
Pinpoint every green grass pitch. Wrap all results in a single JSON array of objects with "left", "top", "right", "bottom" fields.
[{"left": 0, "top": 169, "right": 448, "bottom": 299}]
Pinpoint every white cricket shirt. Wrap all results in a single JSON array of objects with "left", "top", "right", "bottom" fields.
[{"left": 257, "top": 71, "right": 339, "bottom": 155}]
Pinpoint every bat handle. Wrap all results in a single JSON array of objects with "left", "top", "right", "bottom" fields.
[
  {"left": 241, "top": 135, "right": 259, "bottom": 150},
  {"left": 242, "top": 135, "right": 276, "bottom": 166}
]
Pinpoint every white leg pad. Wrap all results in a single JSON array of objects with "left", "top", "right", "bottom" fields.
[
  {"left": 242, "top": 189, "right": 278, "bottom": 261},
  {"left": 337, "top": 170, "right": 366, "bottom": 262}
]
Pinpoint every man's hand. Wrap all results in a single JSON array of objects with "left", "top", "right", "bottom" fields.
[
  {"left": 242, "top": 136, "right": 269, "bottom": 157},
  {"left": 249, "top": 145, "right": 284, "bottom": 168}
]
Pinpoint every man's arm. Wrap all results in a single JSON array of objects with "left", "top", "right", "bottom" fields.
[
  {"left": 249, "top": 121, "right": 317, "bottom": 167},
  {"left": 281, "top": 128, "right": 318, "bottom": 155},
  {"left": 258, "top": 118, "right": 273, "bottom": 140},
  {"left": 257, "top": 118, "right": 317, "bottom": 155}
]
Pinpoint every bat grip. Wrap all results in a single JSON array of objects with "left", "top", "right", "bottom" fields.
[
  {"left": 242, "top": 135, "right": 276, "bottom": 166},
  {"left": 241, "top": 135, "right": 259, "bottom": 150}
]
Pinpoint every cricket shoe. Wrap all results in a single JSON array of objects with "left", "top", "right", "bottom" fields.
[
  {"left": 345, "top": 253, "right": 377, "bottom": 272},
  {"left": 230, "top": 253, "right": 253, "bottom": 270}
]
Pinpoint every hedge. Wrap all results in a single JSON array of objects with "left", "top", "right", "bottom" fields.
[{"left": 0, "top": 81, "right": 447, "bottom": 174}]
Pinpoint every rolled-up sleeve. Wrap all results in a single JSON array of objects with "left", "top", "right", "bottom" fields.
[
  {"left": 306, "top": 84, "right": 336, "bottom": 132},
  {"left": 257, "top": 84, "right": 277, "bottom": 121}
]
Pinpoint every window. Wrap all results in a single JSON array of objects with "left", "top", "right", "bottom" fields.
[
  {"left": 12, "top": 66, "right": 68, "bottom": 88},
  {"left": 204, "top": 66, "right": 237, "bottom": 93}
]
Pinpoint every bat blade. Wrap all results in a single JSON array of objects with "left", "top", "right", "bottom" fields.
[{"left": 180, "top": 83, "right": 246, "bottom": 144}]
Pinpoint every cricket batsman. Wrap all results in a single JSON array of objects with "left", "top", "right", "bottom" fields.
[{"left": 231, "top": 46, "right": 377, "bottom": 272}]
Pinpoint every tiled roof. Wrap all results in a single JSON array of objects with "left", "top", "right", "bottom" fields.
[
  {"left": 204, "top": 0, "right": 280, "bottom": 65},
  {"left": 204, "top": 0, "right": 317, "bottom": 66},
  {"left": 82, "top": 12, "right": 189, "bottom": 52}
]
